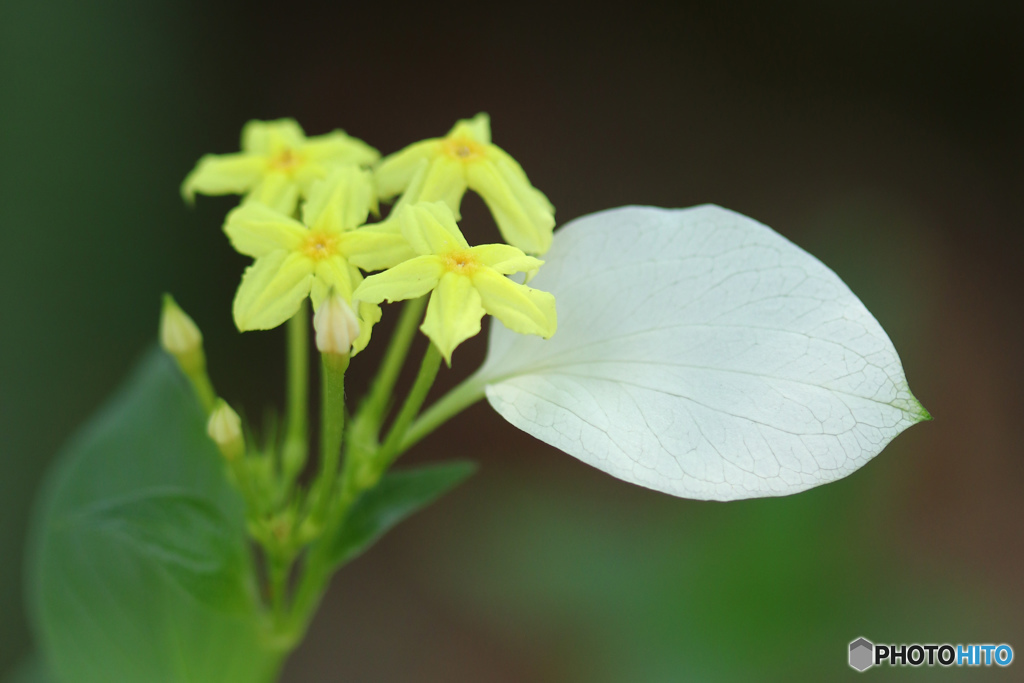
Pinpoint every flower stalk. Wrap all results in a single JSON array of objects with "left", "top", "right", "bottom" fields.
[
  {"left": 309, "top": 292, "right": 357, "bottom": 525},
  {"left": 400, "top": 373, "right": 487, "bottom": 453},
  {"left": 346, "top": 295, "right": 428, "bottom": 460},
  {"left": 370, "top": 343, "right": 443, "bottom": 484},
  {"left": 281, "top": 302, "right": 310, "bottom": 481}
]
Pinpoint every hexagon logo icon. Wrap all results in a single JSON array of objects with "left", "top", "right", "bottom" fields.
[{"left": 849, "top": 637, "right": 874, "bottom": 671}]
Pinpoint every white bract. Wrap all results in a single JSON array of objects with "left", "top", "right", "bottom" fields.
[{"left": 472, "top": 205, "right": 928, "bottom": 501}]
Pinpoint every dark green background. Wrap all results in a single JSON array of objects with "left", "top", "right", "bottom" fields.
[{"left": 2, "top": 1, "right": 1022, "bottom": 680}]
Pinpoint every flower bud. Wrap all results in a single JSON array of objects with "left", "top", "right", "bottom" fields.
[
  {"left": 314, "top": 292, "right": 360, "bottom": 356},
  {"left": 207, "top": 399, "right": 244, "bottom": 461},
  {"left": 160, "top": 294, "right": 202, "bottom": 353},
  {"left": 160, "top": 294, "right": 204, "bottom": 374}
]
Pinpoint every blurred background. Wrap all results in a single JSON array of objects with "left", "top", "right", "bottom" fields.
[{"left": 2, "top": 1, "right": 1022, "bottom": 680}]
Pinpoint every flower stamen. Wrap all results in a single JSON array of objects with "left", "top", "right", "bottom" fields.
[
  {"left": 442, "top": 249, "right": 479, "bottom": 274},
  {"left": 271, "top": 148, "right": 302, "bottom": 172},
  {"left": 303, "top": 232, "right": 339, "bottom": 261},
  {"left": 442, "top": 137, "right": 484, "bottom": 162}
]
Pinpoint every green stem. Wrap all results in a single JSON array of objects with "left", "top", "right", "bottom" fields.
[
  {"left": 268, "top": 554, "right": 291, "bottom": 625},
  {"left": 175, "top": 348, "right": 217, "bottom": 415},
  {"left": 400, "top": 373, "right": 486, "bottom": 453},
  {"left": 373, "top": 343, "right": 443, "bottom": 476},
  {"left": 351, "top": 296, "right": 427, "bottom": 439},
  {"left": 312, "top": 352, "right": 349, "bottom": 523},
  {"left": 286, "top": 302, "right": 310, "bottom": 439},
  {"left": 260, "top": 654, "right": 291, "bottom": 683},
  {"left": 284, "top": 550, "right": 330, "bottom": 643},
  {"left": 228, "top": 458, "right": 262, "bottom": 520},
  {"left": 282, "top": 302, "right": 310, "bottom": 477},
  {"left": 285, "top": 481, "right": 356, "bottom": 641},
  {"left": 189, "top": 370, "right": 217, "bottom": 415}
]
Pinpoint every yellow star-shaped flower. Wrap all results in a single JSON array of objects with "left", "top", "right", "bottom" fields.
[
  {"left": 375, "top": 114, "right": 555, "bottom": 255},
  {"left": 353, "top": 202, "right": 557, "bottom": 365},
  {"left": 225, "top": 167, "right": 399, "bottom": 350},
  {"left": 183, "top": 119, "right": 379, "bottom": 214}
]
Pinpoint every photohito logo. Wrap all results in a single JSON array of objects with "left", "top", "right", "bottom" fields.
[
  {"left": 849, "top": 638, "right": 874, "bottom": 672},
  {"left": 849, "top": 637, "right": 1013, "bottom": 671}
]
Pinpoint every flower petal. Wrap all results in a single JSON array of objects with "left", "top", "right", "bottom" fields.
[
  {"left": 233, "top": 251, "right": 314, "bottom": 331},
  {"left": 301, "top": 130, "right": 380, "bottom": 167},
  {"left": 310, "top": 261, "right": 361, "bottom": 311},
  {"left": 446, "top": 113, "right": 491, "bottom": 144},
  {"left": 399, "top": 202, "right": 469, "bottom": 255},
  {"left": 421, "top": 272, "right": 485, "bottom": 365},
  {"left": 302, "top": 167, "right": 375, "bottom": 233},
  {"left": 416, "top": 156, "right": 468, "bottom": 216},
  {"left": 391, "top": 159, "right": 428, "bottom": 207},
  {"left": 487, "top": 146, "right": 554, "bottom": 213},
  {"left": 291, "top": 159, "right": 329, "bottom": 193},
  {"left": 375, "top": 141, "right": 439, "bottom": 200},
  {"left": 181, "top": 153, "right": 265, "bottom": 202},
  {"left": 339, "top": 221, "right": 417, "bottom": 272},
  {"left": 473, "top": 269, "right": 556, "bottom": 338},
  {"left": 246, "top": 173, "right": 301, "bottom": 214},
  {"left": 477, "top": 205, "right": 930, "bottom": 501},
  {"left": 467, "top": 156, "right": 555, "bottom": 255},
  {"left": 466, "top": 244, "right": 544, "bottom": 275},
  {"left": 224, "top": 204, "right": 307, "bottom": 258},
  {"left": 352, "top": 301, "right": 383, "bottom": 356},
  {"left": 350, "top": 160, "right": 430, "bottom": 253},
  {"left": 242, "top": 119, "right": 305, "bottom": 155},
  {"left": 311, "top": 255, "right": 356, "bottom": 303},
  {"left": 352, "top": 255, "right": 444, "bottom": 304}
]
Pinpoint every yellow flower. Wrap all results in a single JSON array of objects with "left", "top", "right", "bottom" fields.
[
  {"left": 182, "top": 119, "right": 379, "bottom": 214},
  {"left": 353, "top": 202, "right": 557, "bottom": 365},
  {"left": 224, "top": 167, "right": 394, "bottom": 351},
  {"left": 375, "top": 113, "right": 555, "bottom": 255}
]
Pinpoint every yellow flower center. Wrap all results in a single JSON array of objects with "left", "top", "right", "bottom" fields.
[
  {"left": 442, "top": 137, "right": 485, "bottom": 162},
  {"left": 442, "top": 249, "right": 480, "bottom": 274},
  {"left": 270, "top": 148, "right": 303, "bottom": 172},
  {"left": 303, "top": 232, "right": 340, "bottom": 261}
]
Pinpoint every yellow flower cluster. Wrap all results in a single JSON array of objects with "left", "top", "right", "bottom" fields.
[{"left": 183, "top": 115, "right": 557, "bottom": 363}]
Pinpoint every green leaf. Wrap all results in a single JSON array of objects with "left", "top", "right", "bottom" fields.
[
  {"left": 27, "top": 348, "right": 283, "bottom": 683},
  {"left": 62, "top": 489, "right": 250, "bottom": 613},
  {"left": 4, "top": 656, "right": 55, "bottom": 683},
  {"left": 327, "top": 461, "right": 476, "bottom": 568}
]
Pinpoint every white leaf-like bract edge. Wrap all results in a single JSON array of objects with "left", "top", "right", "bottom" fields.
[{"left": 472, "top": 205, "right": 929, "bottom": 501}]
